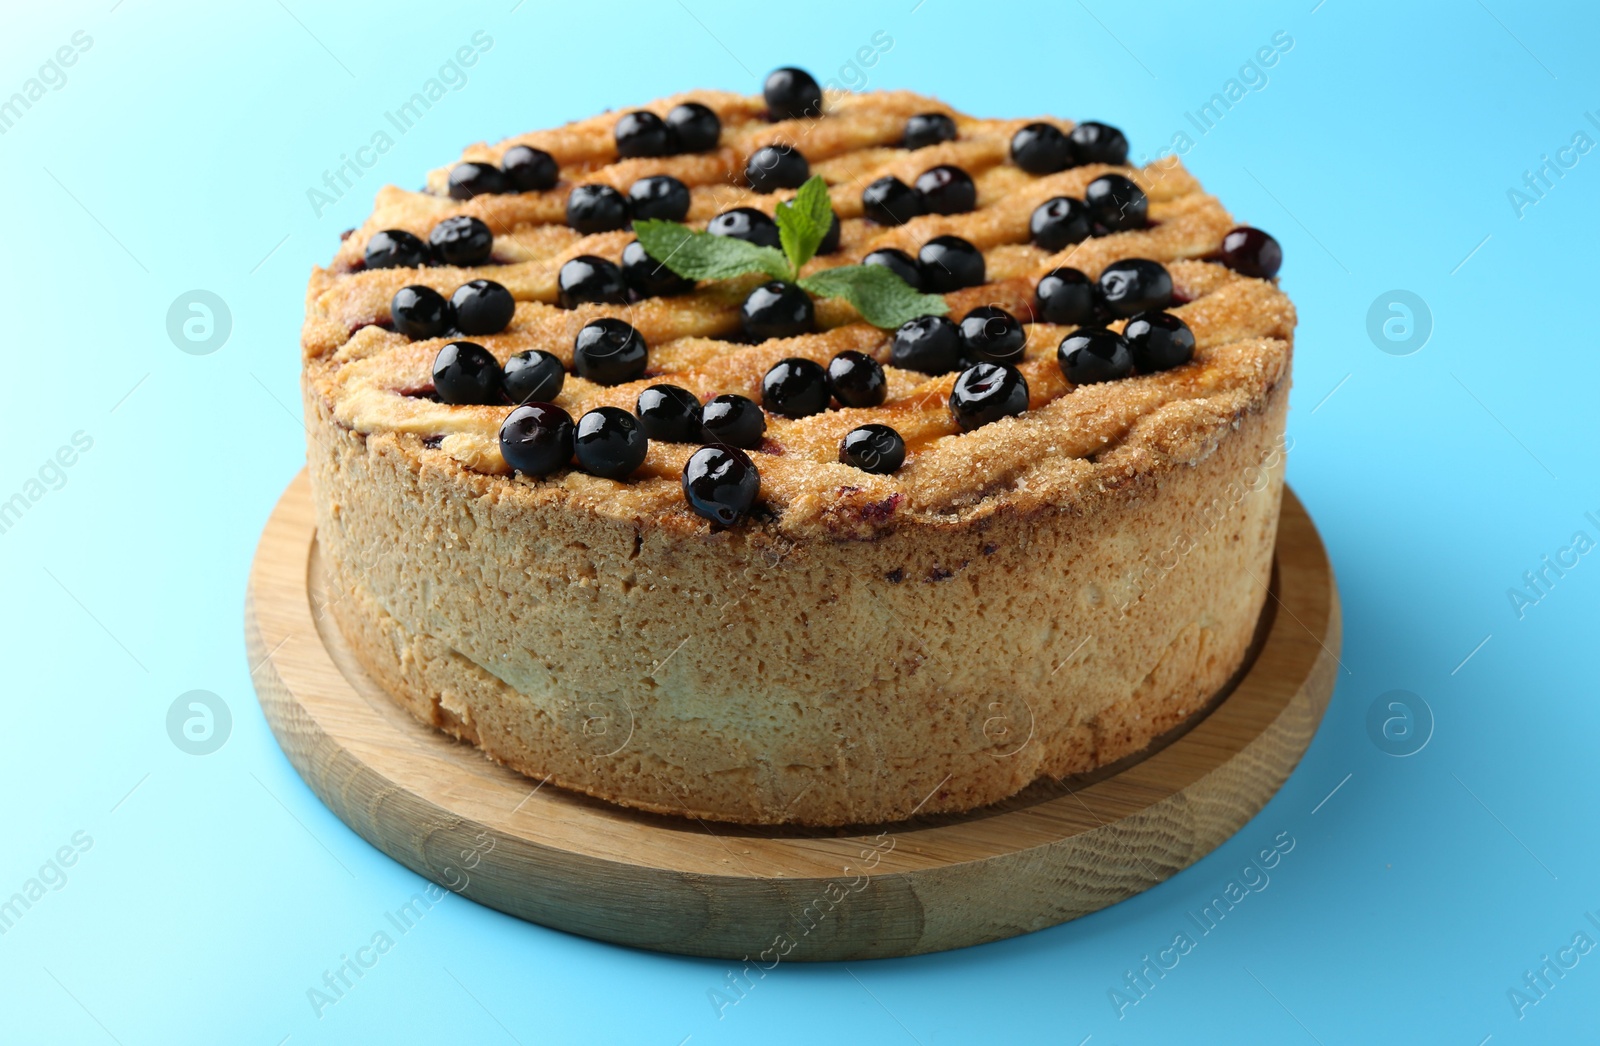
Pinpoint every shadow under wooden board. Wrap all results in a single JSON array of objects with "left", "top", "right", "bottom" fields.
[{"left": 247, "top": 471, "right": 1340, "bottom": 961}]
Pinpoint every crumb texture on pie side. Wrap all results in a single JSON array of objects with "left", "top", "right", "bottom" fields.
[{"left": 301, "top": 87, "right": 1295, "bottom": 824}]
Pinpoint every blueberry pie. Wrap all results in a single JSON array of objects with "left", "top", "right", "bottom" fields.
[{"left": 300, "top": 75, "right": 1294, "bottom": 825}]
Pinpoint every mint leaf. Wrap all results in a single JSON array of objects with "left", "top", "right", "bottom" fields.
[
  {"left": 798, "top": 265, "right": 950, "bottom": 329},
  {"left": 774, "top": 176, "right": 833, "bottom": 275},
  {"left": 634, "top": 219, "right": 792, "bottom": 282},
  {"left": 636, "top": 182, "right": 946, "bottom": 331}
]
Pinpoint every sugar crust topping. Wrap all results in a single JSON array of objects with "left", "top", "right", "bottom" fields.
[{"left": 301, "top": 89, "right": 1295, "bottom": 538}]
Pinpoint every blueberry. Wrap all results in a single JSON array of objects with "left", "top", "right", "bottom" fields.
[
  {"left": 1057, "top": 328, "right": 1134, "bottom": 384},
  {"left": 891, "top": 315, "right": 963, "bottom": 374},
  {"left": 818, "top": 210, "right": 842, "bottom": 254},
  {"left": 622, "top": 239, "right": 694, "bottom": 298},
  {"left": 862, "top": 176, "right": 925, "bottom": 225},
  {"left": 762, "top": 357, "right": 830, "bottom": 418},
  {"left": 501, "top": 145, "right": 559, "bottom": 192},
  {"left": 450, "top": 278, "right": 516, "bottom": 335},
  {"left": 864, "top": 247, "right": 924, "bottom": 290},
  {"left": 572, "top": 318, "right": 649, "bottom": 386},
  {"left": 1010, "top": 122, "right": 1074, "bottom": 174},
  {"left": 1219, "top": 226, "right": 1283, "bottom": 278},
  {"left": 1069, "top": 121, "right": 1129, "bottom": 165},
  {"left": 575, "top": 406, "right": 648, "bottom": 479},
  {"left": 839, "top": 424, "right": 905, "bottom": 474},
  {"left": 903, "top": 112, "right": 957, "bottom": 150},
  {"left": 700, "top": 394, "right": 765, "bottom": 448},
  {"left": 826, "top": 350, "right": 888, "bottom": 408},
  {"left": 917, "top": 235, "right": 985, "bottom": 292},
  {"left": 949, "top": 363, "right": 1029, "bottom": 431},
  {"left": 448, "top": 162, "right": 506, "bottom": 200},
  {"left": 1030, "top": 196, "right": 1092, "bottom": 251},
  {"left": 499, "top": 402, "right": 573, "bottom": 477},
  {"left": 503, "top": 349, "right": 566, "bottom": 405},
  {"left": 764, "top": 67, "right": 823, "bottom": 121},
  {"left": 566, "top": 184, "right": 630, "bottom": 235},
  {"left": 558, "top": 255, "right": 628, "bottom": 307},
  {"left": 1123, "top": 311, "right": 1195, "bottom": 371},
  {"left": 627, "top": 175, "right": 690, "bottom": 222},
  {"left": 915, "top": 165, "right": 977, "bottom": 215},
  {"left": 682, "top": 444, "right": 760, "bottom": 526},
  {"left": 365, "top": 229, "right": 430, "bottom": 269},
  {"left": 746, "top": 144, "right": 809, "bottom": 192},
  {"left": 1034, "top": 267, "right": 1096, "bottom": 325},
  {"left": 429, "top": 216, "right": 494, "bottom": 266},
  {"left": 958, "top": 306, "right": 1026, "bottom": 364},
  {"left": 432, "top": 341, "right": 504, "bottom": 404},
  {"left": 614, "top": 111, "right": 676, "bottom": 159},
  {"left": 1097, "top": 259, "right": 1172, "bottom": 318},
  {"left": 391, "top": 285, "right": 453, "bottom": 340},
  {"left": 1084, "top": 174, "right": 1148, "bottom": 231},
  {"left": 708, "top": 207, "right": 781, "bottom": 249},
  {"left": 636, "top": 384, "right": 703, "bottom": 442},
  {"left": 667, "top": 102, "right": 721, "bottom": 152},
  {"left": 741, "top": 281, "right": 814, "bottom": 341}
]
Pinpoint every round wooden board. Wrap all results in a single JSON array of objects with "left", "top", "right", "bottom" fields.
[{"left": 247, "top": 471, "right": 1339, "bottom": 961}]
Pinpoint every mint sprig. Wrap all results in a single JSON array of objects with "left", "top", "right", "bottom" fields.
[{"left": 632, "top": 175, "right": 949, "bottom": 330}]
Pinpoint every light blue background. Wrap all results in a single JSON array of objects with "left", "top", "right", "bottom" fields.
[{"left": 3, "top": 0, "right": 1597, "bottom": 1042}]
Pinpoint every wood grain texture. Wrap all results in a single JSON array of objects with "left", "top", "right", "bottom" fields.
[{"left": 246, "top": 471, "right": 1338, "bottom": 960}]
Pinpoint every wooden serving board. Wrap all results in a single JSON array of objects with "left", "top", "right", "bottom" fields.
[{"left": 247, "top": 472, "right": 1338, "bottom": 961}]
